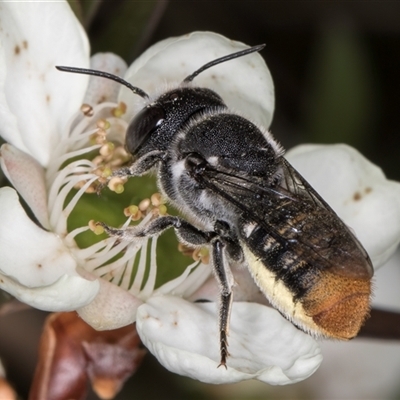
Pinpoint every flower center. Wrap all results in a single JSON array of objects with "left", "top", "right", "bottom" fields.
[{"left": 46, "top": 101, "right": 210, "bottom": 300}]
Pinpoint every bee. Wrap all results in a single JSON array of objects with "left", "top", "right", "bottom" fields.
[{"left": 57, "top": 43, "right": 373, "bottom": 367}]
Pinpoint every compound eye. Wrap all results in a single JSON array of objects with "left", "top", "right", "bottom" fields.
[{"left": 125, "top": 104, "right": 165, "bottom": 155}]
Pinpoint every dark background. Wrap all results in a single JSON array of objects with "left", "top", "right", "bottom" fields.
[{"left": 88, "top": 1, "right": 400, "bottom": 181}]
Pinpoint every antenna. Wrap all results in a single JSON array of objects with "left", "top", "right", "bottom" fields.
[
  {"left": 183, "top": 44, "right": 265, "bottom": 83},
  {"left": 55, "top": 66, "right": 149, "bottom": 100}
]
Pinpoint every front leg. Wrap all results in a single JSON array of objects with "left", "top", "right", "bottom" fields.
[
  {"left": 109, "top": 150, "right": 165, "bottom": 179},
  {"left": 100, "top": 215, "right": 213, "bottom": 247},
  {"left": 98, "top": 151, "right": 165, "bottom": 193}
]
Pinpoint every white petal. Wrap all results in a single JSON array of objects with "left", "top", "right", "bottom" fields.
[
  {"left": 120, "top": 32, "right": 274, "bottom": 128},
  {"left": 0, "top": 1, "right": 89, "bottom": 166},
  {"left": 306, "top": 251, "right": 400, "bottom": 399},
  {"left": 137, "top": 295, "right": 322, "bottom": 384},
  {"left": 77, "top": 275, "right": 143, "bottom": 330},
  {"left": 83, "top": 53, "right": 128, "bottom": 105},
  {"left": 188, "top": 266, "right": 269, "bottom": 305},
  {"left": 0, "top": 273, "right": 98, "bottom": 311},
  {"left": 0, "top": 144, "right": 50, "bottom": 229},
  {"left": 0, "top": 187, "right": 99, "bottom": 309},
  {"left": 0, "top": 187, "right": 76, "bottom": 285},
  {"left": 286, "top": 144, "right": 400, "bottom": 268}
]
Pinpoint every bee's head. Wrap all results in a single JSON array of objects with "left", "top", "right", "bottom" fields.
[
  {"left": 56, "top": 44, "right": 265, "bottom": 159},
  {"left": 125, "top": 86, "right": 225, "bottom": 158}
]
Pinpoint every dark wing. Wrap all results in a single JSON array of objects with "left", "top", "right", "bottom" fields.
[{"left": 195, "top": 157, "right": 373, "bottom": 279}]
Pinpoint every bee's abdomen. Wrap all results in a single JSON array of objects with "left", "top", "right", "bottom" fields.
[
  {"left": 239, "top": 218, "right": 371, "bottom": 339},
  {"left": 301, "top": 272, "right": 371, "bottom": 339}
]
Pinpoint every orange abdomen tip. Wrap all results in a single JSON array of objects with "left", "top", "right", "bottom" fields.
[{"left": 303, "top": 272, "right": 372, "bottom": 339}]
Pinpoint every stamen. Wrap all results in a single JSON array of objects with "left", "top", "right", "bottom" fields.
[
  {"left": 110, "top": 238, "right": 150, "bottom": 292},
  {"left": 89, "top": 220, "right": 105, "bottom": 235},
  {"left": 77, "top": 235, "right": 122, "bottom": 263},
  {"left": 66, "top": 101, "right": 118, "bottom": 141},
  {"left": 81, "top": 104, "right": 94, "bottom": 117},
  {"left": 140, "top": 238, "right": 158, "bottom": 298},
  {"left": 193, "top": 247, "right": 210, "bottom": 264},
  {"left": 53, "top": 175, "right": 98, "bottom": 233},
  {"left": 177, "top": 263, "right": 211, "bottom": 298},
  {"left": 86, "top": 239, "right": 135, "bottom": 273},
  {"left": 108, "top": 177, "right": 127, "bottom": 193},
  {"left": 79, "top": 214, "right": 155, "bottom": 294},
  {"left": 178, "top": 243, "right": 210, "bottom": 265},
  {"left": 46, "top": 93, "right": 210, "bottom": 303},
  {"left": 132, "top": 239, "right": 149, "bottom": 293},
  {"left": 47, "top": 144, "right": 100, "bottom": 182},
  {"left": 178, "top": 243, "right": 195, "bottom": 257},
  {"left": 150, "top": 193, "right": 164, "bottom": 207},
  {"left": 124, "top": 205, "right": 142, "bottom": 221},
  {"left": 157, "top": 204, "right": 168, "bottom": 216},
  {"left": 96, "top": 119, "right": 111, "bottom": 130},
  {"left": 91, "top": 129, "right": 107, "bottom": 145},
  {"left": 109, "top": 147, "right": 130, "bottom": 167},
  {"left": 111, "top": 102, "right": 127, "bottom": 118},
  {"left": 48, "top": 160, "right": 96, "bottom": 211},
  {"left": 155, "top": 260, "right": 209, "bottom": 297},
  {"left": 139, "top": 198, "right": 151, "bottom": 212},
  {"left": 101, "top": 167, "right": 112, "bottom": 178},
  {"left": 99, "top": 142, "right": 115, "bottom": 157}
]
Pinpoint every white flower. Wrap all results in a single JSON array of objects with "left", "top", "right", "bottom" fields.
[
  {"left": 300, "top": 249, "right": 400, "bottom": 399},
  {"left": 286, "top": 144, "right": 400, "bottom": 268},
  {"left": 0, "top": 1, "right": 99, "bottom": 309},
  {"left": 0, "top": 1, "right": 399, "bottom": 387}
]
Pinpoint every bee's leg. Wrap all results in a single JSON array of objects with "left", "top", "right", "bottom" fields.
[
  {"left": 110, "top": 151, "right": 165, "bottom": 178},
  {"left": 211, "top": 239, "right": 234, "bottom": 368},
  {"left": 102, "top": 216, "right": 234, "bottom": 367},
  {"left": 97, "top": 152, "right": 166, "bottom": 194},
  {"left": 99, "top": 215, "right": 213, "bottom": 246}
]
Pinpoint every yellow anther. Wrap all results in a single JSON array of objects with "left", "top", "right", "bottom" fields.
[
  {"left": 112, "top": 102, "right": 127, "bottom": 118},
  {"left": 131, "top": 210, "right": 143, "bottom": 221},
  {"left": 108, "top": 176, "right": 127, "bottom": 192},
  {"left": 158, "top": 204, "right": 168, "bottom": 215},
  {"left": 192, "top": 247, "right": 209, "bottom": 264},
  {"left": 114, "top": 184, "right": 124, "bottom": 194},
  {"left": 124, "top": 205, "right": 139, "bottom": 217},
  {"left": 198, "top": 247, "right": 209, "bottom": 258},
  {"left": 89, "top": 134, "right": 98, "bottom": 145},
  {"left": 89, "top": 220, "right": 104, "bottom": 235},
  {"left": 199, "top": 248, "right": 210, "bottom": 264},
  {"left": 96, "top": 119, "right": 110, "bottom": 130},
  {"left": 101, "top": 167, "right": 112, "bottom": 178}
]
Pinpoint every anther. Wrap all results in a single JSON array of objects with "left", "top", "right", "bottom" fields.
[{"left": 81, "top": 103, "right": 94, "bottom": 117}]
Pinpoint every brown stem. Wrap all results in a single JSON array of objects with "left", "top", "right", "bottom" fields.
[{"left": 358, "top": 307, "right": 400, "bottom": 340}]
